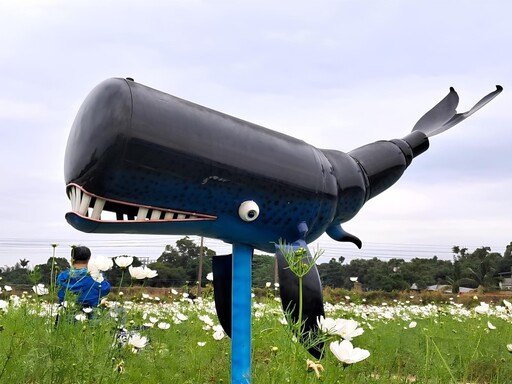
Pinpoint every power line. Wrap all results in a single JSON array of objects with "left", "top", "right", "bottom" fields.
[{"left": 1, "top": 233, "right": 508, "bottom": 273}]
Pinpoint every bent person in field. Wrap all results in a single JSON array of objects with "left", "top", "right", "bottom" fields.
[{"left": 56, "top": 245, "right": 111, "bottom": 311}]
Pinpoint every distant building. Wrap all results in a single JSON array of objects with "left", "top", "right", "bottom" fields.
[
  {"left": 138, "top": 257, "right": 157, "bottom": 266},
  {"left": 498, "top": 271, "right": 512, "bottom": 290},
  {"left": 410, "top": 283, "right": 475, "bottom": 293},
  {"left": 410, "top": 283, "right": 420, "bottom": 291},
  {"left": 426, "top": 284, "right": 451, "bottom": 292}
]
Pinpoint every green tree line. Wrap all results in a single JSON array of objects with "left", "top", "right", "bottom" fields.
[{"left": 1, "top": 238, "right": 511, "bottom": 293}]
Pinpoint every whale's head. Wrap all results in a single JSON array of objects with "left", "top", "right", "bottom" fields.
[{"left": 64, "top": 78, "right": 340, "bottom": 252}]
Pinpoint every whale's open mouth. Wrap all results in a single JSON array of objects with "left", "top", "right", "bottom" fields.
[{"left": 66, "top": 184, "right": 217, "bottom": 223}]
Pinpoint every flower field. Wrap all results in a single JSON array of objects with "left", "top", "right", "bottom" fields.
[{"left": 1, "top": 286, "right": 512, "bottom": 383}]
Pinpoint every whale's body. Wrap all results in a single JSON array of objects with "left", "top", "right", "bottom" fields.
[
  {"left": 64, "top": 78, "right": 502, "bottom": 361},
  {"left": 64, "top": 78, "right": 440, "bottom": 251}
]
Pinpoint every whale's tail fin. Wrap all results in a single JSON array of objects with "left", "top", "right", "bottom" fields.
[
  {"left": 412, "top": 85, "right": 503, "bottom": 138},
  {"left": 346, "top": 85, "right": 504, "bottom": 202}
]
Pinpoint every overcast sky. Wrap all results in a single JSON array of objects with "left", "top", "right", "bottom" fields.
[{"left": 0, "top": 1, "right": 510, "bottom": 267}]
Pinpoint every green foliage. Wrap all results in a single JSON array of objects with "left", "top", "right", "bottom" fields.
[
  {"left": 1, "top": 241, "right": 511, "bottom": 293},
  {"left": 153, "top": 236, "right": 215, "bottom": 286},
  {"left": 2, "top": 295, "right": 512, "bottom": 383},
  {"left": 252, "top": 254, "right": 275, "bottom": 288},
  {"left": 317, "top": 244, "right": 509, "bottom": 292}
]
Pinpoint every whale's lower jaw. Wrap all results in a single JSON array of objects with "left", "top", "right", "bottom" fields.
[{"left": 65, "top": 212, "right": 216, "bottom": 235}]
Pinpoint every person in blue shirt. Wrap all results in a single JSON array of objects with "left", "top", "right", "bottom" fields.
[{"left": 57, "top": 245, "right": 111, "bottom": 308}]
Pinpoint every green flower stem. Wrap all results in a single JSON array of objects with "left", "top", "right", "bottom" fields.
[
  {"left": 297, "top": 275, "right": 303, "bottom": 333},
  {"left": 118, "top": 269, "right": 125, "bottom": 297}
]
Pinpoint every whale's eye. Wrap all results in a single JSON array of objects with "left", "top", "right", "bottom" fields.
[{"left": 238, "top": 200, "right": 259, "bottom": 222}]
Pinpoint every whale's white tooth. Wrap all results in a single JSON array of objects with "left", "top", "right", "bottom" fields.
[
  {"left": 91, "top": 198, "right": 106, "bottom": 220},
  {"left": 177, "top": 214, "right": 186, "bottom": 219},
  {"left": 79, "top": 193, "right": 91, "bottom": 216},
  {"left": 70, "top": 187, "right": 76, "bottom": 210},
  {"left": 137, "top": 207, "right": 149, "bottom": 220},
  {"left": 75, "top": 188, "right": 82, "bottom": 211},
  {"left": 164, "top": 212, "right": 173, "bottom": 220},
  {"left": 150, "top": 210, "right": 161, "bottom": 220}
]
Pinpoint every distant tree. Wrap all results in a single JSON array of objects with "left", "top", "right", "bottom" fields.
[
  {"left": 450, "top": 246, "right": 502, "bottom": 292},
  {"left": 496, "top": 242, "right": 512, "bottom": 274},
  {"left": 465, "top": 247, "right": 500, "bottom": 292},
  {"left": 36, "top": 257, "right": 71, "bottom": 285},
  {"left": 152, "top": 236, "right": 216, "bottom": 287},
  {"left": 0, "top": 266, "right": 31, "bottom": 284},
  {"left": 146, "top": 262, "right": 188, "bottom": 287},
  {"left": 252, "top": 254, "right": 275, "bottom": 288},
  {"left": 318, "top": 258, "right": 346, "bottom": 288},
  {"left": 19, "top": 259, "right": 29, "bottom": 268}
]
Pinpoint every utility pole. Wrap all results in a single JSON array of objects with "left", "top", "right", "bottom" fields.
[{"left": 197, "top": 236, "right": 204, "bottom": 296}]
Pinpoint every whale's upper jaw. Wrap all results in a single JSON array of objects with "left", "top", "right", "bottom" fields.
[{"left": 65, "top": 183, "right": 216, "bottom": 228}]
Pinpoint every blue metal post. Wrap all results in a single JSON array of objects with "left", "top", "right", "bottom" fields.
[{"left": 231, "top": 243, "right": 253, "bottom": 384}]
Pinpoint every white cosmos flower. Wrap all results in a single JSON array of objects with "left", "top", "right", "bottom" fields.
[
  {"left": 265, "top": 282, "right": 271, "bottom": 288},
  {"left": 317, "top": 316, "right": 340, "bottom": 335},
  {"left": 82, "top": 307, "right": 93, "bottom": 314},
  {"left": 474, "top": 302, "right": 490, "bottom": 314},
  {"left": 89, "top": 255, "right": 113, "bottom": 271},
  {"left": 128, "top": 266, "right": 146, "bottom": 279},
  {"left": 197, "top": 341, "right": 206, "bottom": 347},
  {"left": 171, "top": 289, "right": 178, "bottom": 295},
  {"left": 488, "top": 321, "right": 496, "bottom": 330},
  {"left": 337, "top": 319, "right": 364, "bottom": 341},
  {"left": 213, "top": 329, "right": 225, "bottom": 340},
  {"left": 129, "top": 266, "right": 158, "bottom": 279},
  {"left": 89, "top": 268, "right": 105, "bottom": 283},
  {"left": 4, "top": 285, "right": 12, "bottom": 292},
  {"left": 128, "top": 334, "right": 148, "bottom": 349},
  {"left": 144, "top": 267, "right": 158, "bottom": 279},
  {"left": 32, "top": 284, "right": 49, "bottom": 295},
  {"left": 114, "top": 256, "right": 134, "bottom": 268},
  {"left": 0, "top": 300, "right": 8, "bottom": 310},
  {"left": 349, "top": 277, "right": 358, "bottom": 282},
  {"left": 503, "top": 299, "right": 512, "bottom": 310},
  {"left": 507, "top": 344, "right": 512, "bottom": 353},
  {"left": 329, "top": 340, "right": 370, "bottom": 365},
  {"left": 206, "top": 272, "right": 213, "bottom": 281},
  {"left": 75, "top": 313, "right": 87, "bottom": 322},
  {"left": 158, "top": 322, "right": 171, "bottom": 330},
  {"left": 199, "top": 315, "right": 214, "bottom": 327},
  {"left": 408, "top": 321, "right": 417, "bottom": 329},
  {"left": 175, "top": 312, "right": 188, "bottom": 322}
]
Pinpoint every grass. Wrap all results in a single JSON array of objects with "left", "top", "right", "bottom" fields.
[{"left": 1, "top": 291, "right": 512, "bottom": 383}]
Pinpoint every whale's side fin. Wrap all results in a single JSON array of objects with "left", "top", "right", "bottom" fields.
[
  {"left": 412, "top": 85, "right": 503, "bottom": 137},
  {"left": 276, "top": 238, "right": 325, "bottom": 359},
  {"left": 326, "top": 224, "right": 362, "bottom": 249},
  {"left": 212, "top": 254, "right": 233, "bottom": 337}
]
